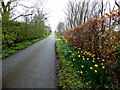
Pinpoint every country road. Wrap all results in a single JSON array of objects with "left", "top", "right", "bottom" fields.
[{"left": 2, "top": 34, "right": 57, "bottom": 88}]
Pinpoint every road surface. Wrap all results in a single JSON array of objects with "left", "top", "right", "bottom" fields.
[{"left": 2, "top": 34, "right": 57, "bottom": 88}]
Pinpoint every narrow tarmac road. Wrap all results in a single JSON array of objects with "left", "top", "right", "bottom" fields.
[{"left": 2, "top": 34, "right": 57, "bottom": 88}]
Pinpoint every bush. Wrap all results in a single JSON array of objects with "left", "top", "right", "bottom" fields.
[
  {"left": 64, "top": 9, "right": 120, "bottom": 88},
  {"left": 57, "top": 39, "right": 119, "bottom": 88}
]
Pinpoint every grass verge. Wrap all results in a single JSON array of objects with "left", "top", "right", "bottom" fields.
[
  {"left": 1, "top": 35, "right": 50, "bottom": 59},
  {"left": 56, "top": 39, "right": 119, "bottom": 89},
  {"left": 56, "top": 39, "right": 91, "bottom": 88}
]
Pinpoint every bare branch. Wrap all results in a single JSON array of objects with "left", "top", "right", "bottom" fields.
[{"left": 12, "top": 13, "right": 32, "bottom": 21}]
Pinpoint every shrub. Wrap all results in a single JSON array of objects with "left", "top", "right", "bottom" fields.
[{"left": 64, "top": 9, "right": 120, "bottom": 87}]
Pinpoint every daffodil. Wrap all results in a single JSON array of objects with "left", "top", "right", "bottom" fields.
[
  {"left": 78, "top": 48, "right": 81, "bottom": 50},
  {"left": 102, "top": 66, "right": 105, "bottom": 69},
  {"left": 68, "top": 51, "right": 72, "bottom": 52},
  {"left": 92, "top": 60, "right": 95, "bottom": 62},
  {"left": 78, "top": 51, "right": 80, "bottom": 53},
  {"left": 87, "top": 58, "right": 89, "bottom": 60},
  {"left": 94, "top": 64, "right": 98, "bottom": 67},
  {"left": 80, "top": 71, "right": 83, "bottom": 74},
  {"left": 73, "top": 59, "right": 75, "bottom": 61},
  {"left": 83, "top": 58, "right": 85, "bottom": 60},
  {"left": 92, "top": 54, "right": 95, "bottom": 57},
  {"left": 101, "top": 63, "right": 104, "bottom": 65},
  {"left": 90, "top": 67, "right": 93, "bottom": 69},
  {"left": 81, "top": 65, "right": 84, "bottom": 68},
  {"left": 72, "top": 54, "right": 75, "bottom": 56},
  {"left": 78, "top": 55, "right": 81, "bottom": 57},
  {"left": 89, "top": 54, "right": 92, "bottom": 56},
  {"left": 97, "top": 57, "right": 100, "bottom": 60},
  {"left": 82, "top": 56, "right": 84, "bottom": 58},
  {"left": 94, "top": 70, "right": 98, "bottom": 73},
  {"left": 102, "top": 59, "right": 105, "bottom": 62}
]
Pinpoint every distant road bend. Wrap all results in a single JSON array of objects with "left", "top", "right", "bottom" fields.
[{"left": 2, "top": 34, "right": 57, "bottom": 88}]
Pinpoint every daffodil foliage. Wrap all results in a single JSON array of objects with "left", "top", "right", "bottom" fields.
[
  {"left": 64, "top": 9, "right": 120, "bottom": 87},
  {"left": 59, "top": 39, "right": 112, "bottom": 87}
]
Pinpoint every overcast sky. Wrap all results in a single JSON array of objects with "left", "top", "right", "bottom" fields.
[
  {"left": 44, "top": 0, "right": 116, "bottom": 31},
  {"left": 44, "top": 0, "right": 69, "bottom": 31},
  {"left": 4, "top": 0, "right": 119, "bottom": 31}
]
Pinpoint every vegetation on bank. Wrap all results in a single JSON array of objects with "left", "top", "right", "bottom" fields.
[
  {"left": 56, "top": 40, "right": 91, "bottom": 88},
  {"left": 2, "top": 20, "right": 51, "bottom": 59},
  {"left": 1, "top": 0, "right": 51, "bottom": 59},
  {"left": 54, "top": 32, "right": 60, "bottom": 39},
  {"left": 1, "top": 35, "right": 50, "bottom": 59},
  {"left": 56, "top": 39, "right": 119, "bottom": 89}
]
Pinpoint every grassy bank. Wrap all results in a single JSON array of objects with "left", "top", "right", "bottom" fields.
[
  {"left": 56, "top": 39, "right": 91, "bottom": 88},
  {"left": 2, "top": 35, "right": 50, "bottom": 59},
  {"left": 56, "top": 39, "right": 119, "bottom": 89}
]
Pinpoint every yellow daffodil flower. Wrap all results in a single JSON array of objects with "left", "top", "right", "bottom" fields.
[
  {"left": 92, "top": 54, "right": 95, "bottom": 57},
  {"left": 82, "top": 56, "right": 84, "bottom": 58},
  {"left": 102, "top": 66, "right": 105, "bottom": 69},
  {"left": 90, "top": 67, "right": 93, "bottom": 69},
  {"left": 80, "top": 71, "right": 83, "bottom": 74},
  {"left": 94, "top": 70, "right": 97, "bottom": 73},
  {"left": 94, "top": 64, "right": 98, "bottom": 67},
  {"left": 87, "top": 58, "right": 89, "bottom": 60},
  {"left": 92, "top": 60, "right": 95, "bottom": 62},
  {"left": 102, "top": 59, "right": 105, "bottom": 62},
  {"left": 72, "top": 54, "right": 75, "bottom": 56},
  {"left": 97, "top": 57, "right": 100, "bottom": 60},
  {"left": 81, "top": 65, "right": 84, "bottom": 68},
  {"left": 78, "top": 51, "right": 80, "bottom": 53},
  {"left": 68, "top": 51, "right": 72, "bottom": 52},
  {"left": 89, "top": 54, "right": 92, "bottom": 56},
  {"left": 78, "top": 55, "right": 81, "bottom": 57},
  {"left": 73, "top": 59, "right": 75, "bottom": 61},
  {"left": 83, "top": 58, "right": 85, "bottom": 60}
]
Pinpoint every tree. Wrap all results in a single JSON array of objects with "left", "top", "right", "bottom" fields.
[
  {"left": 65, "top": 0, "right": 110, "bottom": 28},
  {"left": 0, "top": 0, "right": 34, "bottom": 21},
  {"left": 57, "top": 22, "right": 65, "bottom": 38}
]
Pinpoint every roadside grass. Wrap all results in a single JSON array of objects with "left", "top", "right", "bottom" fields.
[
  {"left": 56, "top": 39, "right": 91, "bottom": 88},
  {"left": 1, "top": 35, "right": 50, "bottom": 59},
  {"left": 54, "top": 32, "right": 60, "bottom": 39},
  {"left": 56, "top": 39, "right": 119, "bottom": 89}
]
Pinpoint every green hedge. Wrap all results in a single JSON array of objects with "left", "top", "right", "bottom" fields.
[{"left": 2, "top": 20, "right": 47, "bottom": 49}]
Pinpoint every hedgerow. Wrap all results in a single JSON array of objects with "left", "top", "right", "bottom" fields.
[
  {"left": 64, "top": 9, "right": 120, "bottom": 87},
  {"left": 2, "top": 20, "right": 47, "bottom": 49},
  {"left": 56, "top": 39, "right": 120, "bottom": 88}
]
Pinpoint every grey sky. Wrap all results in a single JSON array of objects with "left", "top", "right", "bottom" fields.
[{"left": 4, "top": 0, "right": 119, "bottom": 31}]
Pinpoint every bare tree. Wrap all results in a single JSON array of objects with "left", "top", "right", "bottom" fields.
[
  {"left": 64, "top": 0, "right": 112, "bottom": 29},
  {"left": 0, "top": 0, "right": 46, "bottom": 21},
  {"left": 57, "top": 22, "right": 65, "bottom": 38}
]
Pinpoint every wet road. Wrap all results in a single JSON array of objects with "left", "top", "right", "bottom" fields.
[{"left": 2, "top": 34, "right": 57, "bottom": 88}]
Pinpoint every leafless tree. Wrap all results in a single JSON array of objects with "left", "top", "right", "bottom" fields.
[
  {"left": 0, "top": 0, "right": 46, "bottom": 21},
  {"left": 57, "top": 22, "right": 65, "bottom": 38},
  {"left": 64, "top": 0, "right": 113, "bottom": 29}
]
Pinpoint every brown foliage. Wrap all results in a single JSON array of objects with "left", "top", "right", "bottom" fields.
[{"left": 64, "top": 9, "right": 120, "bottom": 85}]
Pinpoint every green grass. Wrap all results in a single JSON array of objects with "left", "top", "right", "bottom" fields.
[
  {"left": 56, "top": 39, "right": 119, "bottom": 89},
  {"left": 56, "top": 39, "right": 91, "bottom": 88},
  {"left": 2, "top": 35, "right": 50, "bottom": 59},
  {"left": 54, "top": 32, "right": 60, "bottom": 39}
]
